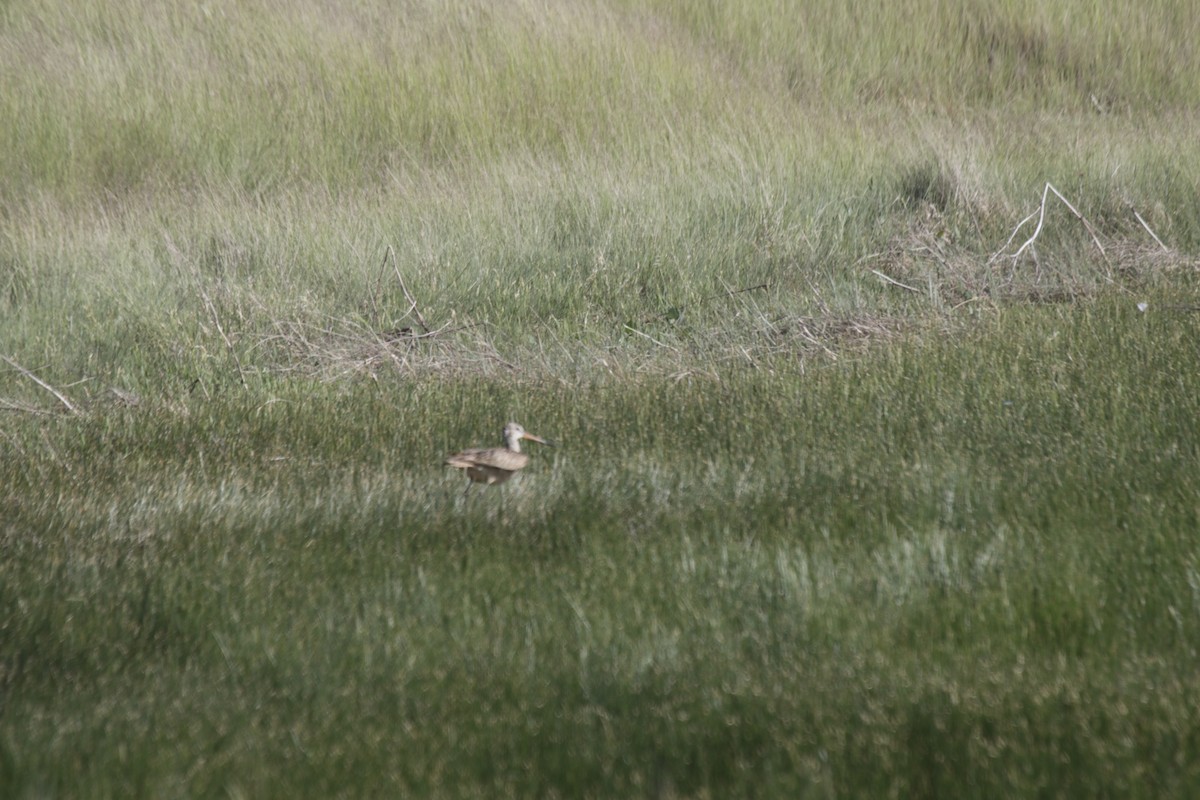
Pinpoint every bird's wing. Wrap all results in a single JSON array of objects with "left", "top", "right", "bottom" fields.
[{"left": 445, "top": 447, "right": 529, "bottom": 472}]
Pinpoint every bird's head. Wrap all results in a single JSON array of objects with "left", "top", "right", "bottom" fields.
[{"left": 503, "top": 422, "right": 552, "bottom": 451}]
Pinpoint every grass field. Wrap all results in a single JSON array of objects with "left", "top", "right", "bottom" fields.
[{"left": 3, "top": 1, "right": 1200, "bottom": 797}]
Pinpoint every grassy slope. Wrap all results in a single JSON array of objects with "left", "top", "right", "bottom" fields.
[
  {"left": 2, "top": 0, "right": 1198, "bottom": 386},
  {"left": 2, "top": 1, "right": 1200, "bottom": 797}
]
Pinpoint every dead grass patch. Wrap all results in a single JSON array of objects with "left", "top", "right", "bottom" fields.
[
  {"left": 870, "top": 193, "right": 1199, "bottom": 308},
  {"left": 250, "top": 316, "right": 522, "bottom": 382}
]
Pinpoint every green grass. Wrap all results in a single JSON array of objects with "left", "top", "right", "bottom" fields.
[
  {"left": 5, "top": 299, "right": 1200, "bottom": 796},
  {"left": 3, "top": 1, "right": 1200, "bottom": 797}
]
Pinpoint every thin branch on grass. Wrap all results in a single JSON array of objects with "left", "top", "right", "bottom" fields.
[
  {"left": 988, "top": 208, "right": 1041, "bottom": 265},
  {"left": 623, "top": 325, "right": 681, "bottom": 353},
  {"left": 471, "top": 338, "right": 520, "bottom": 372},
  {"left": 483, "top": 352, "right": 519, "bottom": 371},
  {"left": 0, "top": 397, "right": 55, "bottom": 415},
  {"left": 993, "top": 183, "right": 1107, "bottom": 266},
  {"left": 804, "top": 278, "right": 833, "bottom": 316},
  {"left": 1, "top": 355, "right": 79, "bottom": 415},
  {"left": 950, "top": 296, "right": 987, "bottom": 312},
  {"left": 1131, "top": 208, "right": 1169, "bottom": 252},
  {"left": 869, "top": 269, "right": 921, "bottom": 294},
  {"left": 198, "top": 284, "right": 248, "bottom": 386},
  {"left": 383, "top": 245, "right": 431, "bottom": 334}
]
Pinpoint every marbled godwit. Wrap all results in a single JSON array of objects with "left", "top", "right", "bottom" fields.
[{"left": 445, "top": 422, "right": 552, "bottom": 487}]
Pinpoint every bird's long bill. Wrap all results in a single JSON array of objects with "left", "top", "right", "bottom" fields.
[{"left": 522, "top": 431, "right": 554, "bottom": 446}]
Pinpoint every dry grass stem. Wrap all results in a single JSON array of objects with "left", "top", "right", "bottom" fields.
[
  {"left": 0, "top": 398, "right": 55, "bottom": 415},
  {"left": 1132, "top": 209, "right": 1170, "bottom": 253},
  {"left": 1, "top": 355, "right": 79, "bottom": 415},
  {"left": 381, "top": 245, "right": 432, "bottom": 334},
  {"left": 198, "top": 285, "right": 248, "bottom": 385},
  {"left": 623, "top": 325, "right": 682, "bottom": 353},
  {"left": 870, "top": 268, "right": 922, "bottom": 294}
]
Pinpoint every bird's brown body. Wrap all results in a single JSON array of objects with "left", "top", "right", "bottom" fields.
[{"left": 445, "top": 422, "right": 550, "bottom": 486}]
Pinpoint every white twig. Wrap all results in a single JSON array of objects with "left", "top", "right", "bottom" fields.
[
  {"left": 1, "top": 355, "right": 79, "bottom": 415},
  {"left": 385, "top": 245, "right": 431, "bottom": 333},
  {"left": 623, "top": 325, "right": 680, "bottom": 353},
  {"left": 1132, "top": 209, "right": 1169, "bottom": 252},
  {"left": 198, "top": 285, "right": 248, "bottom": 385},
  {"left": 1045, "top": 183, "right": 1106, "bottom": 259},
  {"left": 997, "top": 182, "right": 1107, "bottom": 264},
  {"left": 988, "top": 208, "right": 1040, "bottom": 265},
  {"left": 1008, "top": 187, "right": 1050, "bottom": 263},
  {"left": 869, "top": 269, "right": 921, "bottom": 294}
]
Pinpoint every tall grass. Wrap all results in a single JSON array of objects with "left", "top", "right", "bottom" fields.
[
  {"left": 2, "top": 0, "right": 1198, "bottom": 203},
  {"left": 3, "top": 138, "right": 1197, "bottom": 396},
  {"left": 3, "top": 0, "right": 1198, "bottom": 391},
  {"left": 631, "top": 0, "right": 1200, "bottom": 110}
]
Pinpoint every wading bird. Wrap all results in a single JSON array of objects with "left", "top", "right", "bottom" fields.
[{"left": 445, "top": 422, "right": 552, "bottom": 488}]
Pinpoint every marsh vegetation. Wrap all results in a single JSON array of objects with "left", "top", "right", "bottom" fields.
[{"left": 2, "top": 1, "right": 1199, "bottom": 796}]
